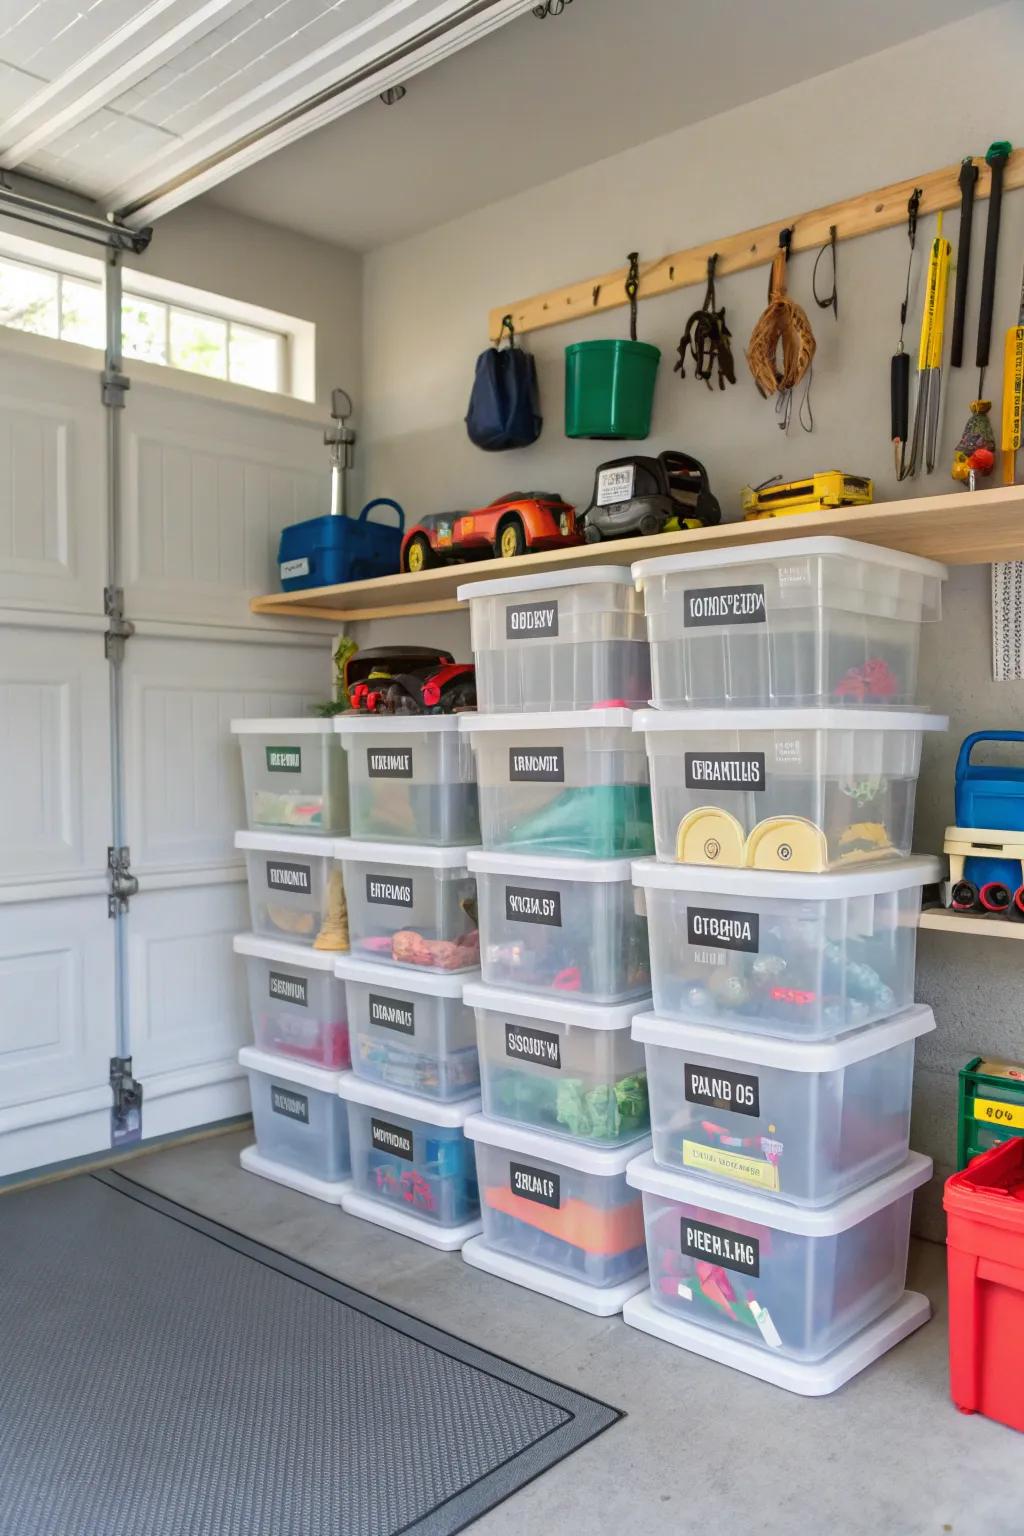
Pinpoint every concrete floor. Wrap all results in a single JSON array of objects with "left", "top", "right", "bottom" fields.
[{"left": 125, "top": 1129, "right": 1021, "bottom": 1536}]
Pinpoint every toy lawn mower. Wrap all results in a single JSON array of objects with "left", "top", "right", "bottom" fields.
[
  {"left": 581, "top": 451, "right": 720, "bottom": 543},
  {"left": 343, "top": 646, "right": 476, "bottom": 715}
]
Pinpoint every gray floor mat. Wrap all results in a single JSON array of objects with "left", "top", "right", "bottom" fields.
[{"left": 0, "top": 1169, "right": 620, "bottom": 1536}]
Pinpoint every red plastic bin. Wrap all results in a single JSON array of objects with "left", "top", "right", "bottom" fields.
[{"left": 945, "top": 1137, "right": 1024, "bottom": 1432}]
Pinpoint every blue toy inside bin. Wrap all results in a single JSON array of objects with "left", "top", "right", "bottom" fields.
[{"left": 278, "top": 498, "right": 404, "bottom": 591}]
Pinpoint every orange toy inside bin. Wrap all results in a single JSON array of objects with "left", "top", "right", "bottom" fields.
[{"left": 945, "top": 1137, "right": 1024, "bottom": 1433}]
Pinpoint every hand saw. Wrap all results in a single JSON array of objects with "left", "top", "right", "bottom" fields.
[{"left": 1002, "top": 258, "right": 1024, "bottom": 485}]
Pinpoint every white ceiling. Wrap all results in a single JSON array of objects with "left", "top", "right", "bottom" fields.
[{"left": 206, "top": 0, "right": 989, "bottom": 252}]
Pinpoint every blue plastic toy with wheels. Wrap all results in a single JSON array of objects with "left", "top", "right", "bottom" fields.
[{"left": 945, "top": 732, "right": 1024, "bottom": 914}]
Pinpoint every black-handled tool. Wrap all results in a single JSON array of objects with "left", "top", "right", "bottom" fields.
[
  {"left": 976, "top": 140, "right": 1013, "bottom": 390},
  {"left": 950, "top": 157, "right": 978, "bottom": 368}
]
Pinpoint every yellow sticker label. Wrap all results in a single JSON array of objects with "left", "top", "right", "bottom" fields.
[
  {"left": 973, "top": 1096, "right": 1024, "bottom": 1130},
  {"left": 682, "top": 1140, "right": 781, "bottom": 1192}
]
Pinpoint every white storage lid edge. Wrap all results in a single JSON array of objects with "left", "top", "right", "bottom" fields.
[
  {"left": 334, "top": 954, "right": 478, "bottom": 997},
  {"left": 631, "top": 536, "right": 949, "bottom": 583},
  {"left": 460, "top": 707, "right": 638, "bottom": 733},
  {"left": 464, "top": 981, "right": 649, "bottom": 1031},
  {"left": 631, "top": 853, "right": 942, "bottom": 898},
  {"left": 464, "top": 1111, "right": 650, "bottom": 1174},
  {"left": 634, "top": 707, "right": 949, "bottom": 734},
  {"left": 336, "top": 837, "right": 479, "bottom": 870},
  {"left": 233, "top": 932, "right": 340, "bottom": 972},
  {"left": 235, "top": 830, "right": 340, "bottom": 857},
  {"left": 626, "top": 1148, "right": 932, "bottom": 1234},
  {"left": 335, "top": 714, "right": 467, "bottom": 736},
  {"left": 631, "top": 1004, "right": 935, "bottom": 1071},
  {"left": 457, "top": 564, "right": 635, "bottom": 602},
  {"left": 337, "top": 1071, "right": 481, "bottom": 1126},
  {"left": 231, "top": 717, "right": 336, "bottom": 736},
  {"left": 468, "top": 848, "right": 635, "bottom": 881},
  {"left": 238, "top": 1046, "right": 345, "bottom": 1093}
]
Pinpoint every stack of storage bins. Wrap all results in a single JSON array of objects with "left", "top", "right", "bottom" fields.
[
  {"left": 231, "top": 720, "right": 354, "bottom": 1203},
  {"left": 333, "top": 715, "right": 483, "bottom": 1251},
  {"left": 456, "top": 566, "right": 656, "bottom": 1316},
  {"left": 621, "top": 537, "right": 949, "bottom": 1393}
]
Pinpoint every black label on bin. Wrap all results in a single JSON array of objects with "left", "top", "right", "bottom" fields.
[
  {"left": 681, "top": 1217, "right": 759, "bottom": 1277},
  {"left": 683, "top": 583, "right": 766, "bottom": 628},
  {"left": 269, "top": 971, "right": 308, "bottom": 1008},
  {"left": 366, "top": 874, "right": 414, "bottom": 908},
  {"left": 505, "top": 600, "right": 559, "bottom": 639},
  {"left": 686, "top": 906, "right": 759, "bottom": 953},
  {"left": 505, "top": 885, "right": 562, "bottom": 926},
  {"left": 266, "top": 860, "right": 312, "bottom": 895},
  {"left": 367, "top": 747, "right": 413, "bottom": 779},
  {"left": 510, "top": 1161, "right": 561, "bottom": 1208},
  {"left": 505, "top": 1022, "right": 561, "bottom": 1070},
  {"left": 684, "top": 751, "right": 766, "bottom": 791},
  {"left": 265, "top": 745, "right": 301, "bottom": 773},
  {"left": 369, "top": 993, "right": 416, "bottom": 1035},
  {"left": 508, "top": 746, "right": 565, "bottom": 783},
  {"left": 270, "top": 1085, "right": 309, "bottom": 1124},
  {"left": 371, "top": 1117, "right": 414, "bottom": 1160},
  {"left": 684, "top": 1063, "right": 760, "bottom": 1117}
]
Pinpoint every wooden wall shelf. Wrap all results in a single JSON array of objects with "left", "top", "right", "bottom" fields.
[
  {"left": 920, "top": 907, "right": 1024, "bottom": 940},
  {"left": 250, "top": 485, "right": 1024, "bottom": 623}
]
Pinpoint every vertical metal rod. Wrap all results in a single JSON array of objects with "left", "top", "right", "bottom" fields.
[{"left": 105, "top": 250, "right": 129, "bottom": 1059}]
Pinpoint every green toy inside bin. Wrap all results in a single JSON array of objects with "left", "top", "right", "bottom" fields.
[{"left": 565, "top": 339, "right": 661, "bottom": 440}]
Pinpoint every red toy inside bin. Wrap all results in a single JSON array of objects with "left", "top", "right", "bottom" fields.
[{"left": 945, "top": 1137, "right": 1024, "bottom": 1433}]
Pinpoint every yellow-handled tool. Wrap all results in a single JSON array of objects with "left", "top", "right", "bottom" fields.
[
  {"left": 909, "top": 212, "right": 953, "bottom": 475},
  {"left": 1002, "top": 260, "right": 1024, "bottom": 485}
]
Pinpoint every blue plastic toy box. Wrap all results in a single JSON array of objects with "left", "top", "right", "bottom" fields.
[
  {"left": 955, "top": 731, "right": 1024, "bottom": 890},
  {"left": 278, "top": 498, "right": 404, "bottom": 591}
]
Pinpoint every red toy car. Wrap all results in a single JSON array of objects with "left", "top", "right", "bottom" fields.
[{"left": 401, "top": 492, "right": 581, "bottom": 572}]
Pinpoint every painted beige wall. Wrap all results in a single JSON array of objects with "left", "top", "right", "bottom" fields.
[{"left": 358, "top": 2, "right": 1024, "bottom": 1236}]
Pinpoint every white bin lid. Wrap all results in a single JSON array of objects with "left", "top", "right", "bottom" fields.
[
  {"left": 631, "top": 853, "right": 942, "bottom": 899},
  {"left": 464, "top": 1111, "right": 651, "bottom": 1176},
  {"left": 632, "top": 1004, "right": 935, "bottom": 1072},
  {"left": 457, "top": 564, "right": 635, "bottom": 602},
  {"left": 631, "top": 536, "right": 948, "bottom": 583},
  {"left": 238, "top": 1045, "right": 346, "bottom": 1094},
  {"left": 337, "top": 1071, "right": 480, "bottom": 1126},
  {"left": 464, "top": 981, "right": 647, "bottom": 1032},
  {"left": 468, "top": 849, "right": 634, "bottom": 882},
  {"left": 235, "top": 830, "right": 340, "bottom": 857},
  {"left": 335, "top": 837, "right": 479, "bottom": 870},
  {"left": 230, "top": 717, "right": 336, "bottom": 735},
  {"left": 335, "top": 714, "right": 467, "bottom": 736},
  {"left": 334, "top": 954, "right": 479, "bottom": 997},
  {"left": 233, "top": 932, "right": 340, "bottom": 972},
  {"left": 634, "top": 707, "right": 949, "bottom": 734},
  {"left": 626, "top": 1147, "right": 932, "bottom": 1235},
  {"left": 460, "top": 707, "right": 638, "bottom": 733}
]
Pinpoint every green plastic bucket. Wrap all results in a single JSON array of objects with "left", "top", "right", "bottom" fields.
[{"left": 565, "top": 339, "right": 661, "bottom": 439}]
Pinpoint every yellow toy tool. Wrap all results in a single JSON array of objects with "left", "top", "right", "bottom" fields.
[
  {"left": 742, "top": 472, "right": 873, "bottom": 520},
  {"left": 1002, "top": 258, "right": 1024, "bottom": 485},
  {"left": 908, "top": 213, "right": 952, "bottom": 476}
]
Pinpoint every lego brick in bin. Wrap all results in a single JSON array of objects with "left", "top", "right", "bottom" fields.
[
  {"left": 235, "top": 933, "right": 350, "bottom": 1071},
  {"left": 336, "top": 953, "right": 480, "bottom": 1102},
  {"left": 628, "top": 1148, "right": 931, "bottom": 1362},
  {"left": 337, "top": 714, "right": 480, "bottom": 847},
  {"left": 337, "top": 837, "right": 479, "bottom": 973},
  {"left": 278, "top": 499, "right": 404, "bottom": 590},
  {"left": 340, "top": 1075, "right": 481, "bottom": 1227}
]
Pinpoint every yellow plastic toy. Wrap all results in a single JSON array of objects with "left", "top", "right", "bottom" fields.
[
  {"left": 675, "top": 807, "right": 746, "bottom": 866},
  {"left": 745, "top": 816, "right": 829, "bottom": 872},
  {"left": 741, "top": 471, "right": 873, "bottom": 519},
  {"left": 673, "top": 810, "right": 894, "bottom": 872}
]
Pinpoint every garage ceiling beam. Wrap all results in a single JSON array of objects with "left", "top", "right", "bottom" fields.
[{"left": 0, "top": 0, "right": 248, "bottom": 172}]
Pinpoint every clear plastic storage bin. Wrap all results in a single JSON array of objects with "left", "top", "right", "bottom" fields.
[
  {"left": 459, "top": 566, "right": 650, "bottom": 713},
  {"left": 466, "top": 1114, "right": 650, "bottom": 1288},
  {"left": 336, "top": 954, "right": 480, "bottom": 1101},
  {"left": 340, "top": 1075, "right": 480, "bottom": 1229},
  {"left": 232, "top": 718, "right": 349, "bottom": 835},
  {"left": 240, "top": 1046, "right": 350, "bottom": 1183},
  {"left": 236, "top": 831, "right": 344, "bottom": 949},
  {"left": 469, "top": 850, "right": 651, "bottom": 1004},
  {"left": 461, "top": 708, "right": 653, "bottom": 859},
  {"left": 628, "top": 1148, "right": 931, "bottom": 1361},
  {"left": 634, "top": 1006, "right": 934, "bottom": 1204},
  {"left": 337, "top": 838, "right": 479, "bottom": 972},
  {"left": 235, "top": 933, "right": 350, "bottom": 1070},
  {"left": 637, "top": 708, "right": 947, "bottom": 871},
  {"left": 632, "top": 537, "right": 946, "bottom": 710},
  {"left": 633, "top": 856, "right": 939, "bottom": 1039},
  {"left": 336, "top": 715, "right": 480, "bottom": 846},
  {"left": 467, "top": 981, "right": 650, "bottom": 1147}
]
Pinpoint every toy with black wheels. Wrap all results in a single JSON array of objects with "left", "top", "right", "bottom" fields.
[
  {"left": 950, "top": 880, "right": 979, "bottom": 912},
  {"left": 978, "top": 881, "right": 1013, "bottom": 914}
]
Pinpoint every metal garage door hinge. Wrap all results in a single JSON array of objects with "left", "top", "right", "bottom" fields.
[
  {"left": 110, "top": 1056, "right": 143, "bottom": 1148},
  {"left": 101, "top": 367, "right": 130, "bottom": 408},
  {"left": 107, "top": 845, "right": 139, "bottom": 916},
  {"left": 104, "top": 586, "right": 135, "bottom": 661}
]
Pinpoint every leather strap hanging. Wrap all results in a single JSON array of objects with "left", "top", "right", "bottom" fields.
[
  {"left": 625, "top": 251, "right": 640, "bottom": 340},
  {"left": 674, "top": 253, "right": 736, "bottom": 390},
  {"left": 746, "top": 228, "right": 816, "bottom": 404}
]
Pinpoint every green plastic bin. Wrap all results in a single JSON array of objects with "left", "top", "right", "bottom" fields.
[
  {"left": 958, "top": 1056, "right": 1024, "bottom": 1168},
  {"left": 565, "top": 339, "right": 661, "bottom": 439}
]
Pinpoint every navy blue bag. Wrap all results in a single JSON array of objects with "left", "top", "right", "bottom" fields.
[{"left": 466, "top": 316, "right": 542, "bottom": 450}]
